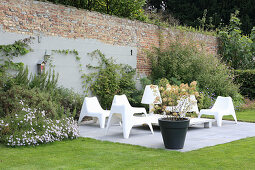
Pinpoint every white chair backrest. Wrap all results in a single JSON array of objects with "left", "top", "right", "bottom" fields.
[
  {"left": 212, "top": 96, "right": 234, "bottom": 112},
  {"left": 111, "top": 95, "right": 133, "bottom": 118},
  {"left": 112, "top": 94, "right": 131, "bottom": 107},
  {"left": 82, "top": 97, "right": 103, "bottom": 113}
]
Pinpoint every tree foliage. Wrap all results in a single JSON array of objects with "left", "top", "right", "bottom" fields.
[
  {"left": 44, "top": 0, "right": 147, "bottom": 21},
  {"left": 147, "top": 0, "right": 255, "bottom": 34},
  {"left": 218, "top": 11, "right": 255, "bottom": 70}
]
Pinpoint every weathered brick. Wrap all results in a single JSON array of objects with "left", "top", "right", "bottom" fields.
[{"left": 0, "top": 0, "right": 218, "bottom": 74}]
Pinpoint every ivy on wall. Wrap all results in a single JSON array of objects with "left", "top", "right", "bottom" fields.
[
  {"left": 83, "top": 50, "right": 137, "bottom": 109},
  {"left": 50, "top": 49, "right": 88, "bottom": 94},
  {"left": 50, "top": 49, "right": 138, "bottom": 109},
  {"left": 0, "top": 37, "right": 34, "bottom": 73}
]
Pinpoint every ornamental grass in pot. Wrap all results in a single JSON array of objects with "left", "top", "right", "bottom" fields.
[{"left": 154, "top": 79, "right": 199, "bottom": 149}]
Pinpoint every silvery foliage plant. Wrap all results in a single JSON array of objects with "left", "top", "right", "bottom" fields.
[{"left": 0, "top": 101, "right": 79, "bottom": 147}]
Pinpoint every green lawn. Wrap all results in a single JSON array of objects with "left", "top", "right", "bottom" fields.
[
  {"left": 226, "top": 110, "right": 255, "bottom": 122},
  {"left": 0, "top": 110, "right": 254, "bottom": 169},
  {"left": 201, "top": 110, "right": 255, "bottom": 122},
  {"left": 0, "top": 137, "right": 255, "bottom": 169}
]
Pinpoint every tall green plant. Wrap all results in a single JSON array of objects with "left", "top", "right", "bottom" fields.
[
  {"left": 84, "top": 50, "right": 137, "bottom": 109},
  {"left": 218, "top": 11, "right": 255, "bottom": 70},
  {"left": 29, "top": 70, "right": 58, "bottom": 91}
]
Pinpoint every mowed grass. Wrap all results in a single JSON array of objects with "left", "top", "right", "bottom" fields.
[
  {"left": 227, "top": 110, "right": 255, "bottom": 122},
  {"left": 0, "top": 137, "right": 255, "bottom": 170},
  {"left": 202, "top": 110, "right": 255, "bottom": 122},
  {"left": 0, "top": 110, "right": 254, "bottom": 169}
]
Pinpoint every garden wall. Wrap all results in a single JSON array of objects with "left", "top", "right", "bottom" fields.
[{"left": 0, "top": 0, "right": 218, "bottom": 92}]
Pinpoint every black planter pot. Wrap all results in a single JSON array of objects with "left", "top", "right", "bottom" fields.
[{"left": 158, "top": 118, "right": 190, "bottom": 149}]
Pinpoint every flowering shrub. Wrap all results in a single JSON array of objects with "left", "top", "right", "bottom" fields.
[
  {"left": 237, "top": 98, "right": 255, "bottom": 111},
  {"left": 0, "top": 101, "right": 79, "bottom": 147},
  {"left": 153, "top": 79, "right": 199, "bottom": 117},
  {"left": 0, "top": 85, "right": 83, "bottom": 119}
]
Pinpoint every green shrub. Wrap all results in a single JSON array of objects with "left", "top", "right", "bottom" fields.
[
  {"left": 197, "top": 91, "right": 216, "bottom": 109},
  {"left": 52, "top": 87, "right": 83, "bottom": 119},
  {"left": 218, "top": 11, "right": 255, "bottom": 70},
  {"left": 0, "top": 85, "right": 61, "bottom": 119},
  {"left": 85, "top": 50, "right": 138, "bottom": 109},
  {"left": 11, "top": 67, "right": 59, "bottom": 91},
  {"left": 234, "top": 69, "right": 255, "bottom": 99},
  {"left": 140, "top": 77, "right": 152, "bottom": 89},
  {"left": 148, "top": 41, "right": 240, "bottom": 102},
  {"left": 14, "top": 68, "right": 83, "bottom": 118},
  {"left": 158, "top": 78, "right": 169, "bottom": 88},
  {"left": 0, "top": 85, "right": 83, "bottom": 120},
  {"left": 29, "top": 70, "right": 58, "bottom": 91},
  {"left": 0, "top": 69, "right": 83, "bottom": 120}
]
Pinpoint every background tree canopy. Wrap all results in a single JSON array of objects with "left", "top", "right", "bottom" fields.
[
  {"left": 147, "top": 0, "right": 255, "bottom": 34},
  {"left": 45, "top": 0, "right": 147, "bottom": 21},
  {"left": 43, "top": 0, "right": 254, "bottom": 34}
]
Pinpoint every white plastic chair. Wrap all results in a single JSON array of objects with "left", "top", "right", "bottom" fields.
[
  {"left": 198, "top": 96, "right": 237, "bottom": 127},
  {"left": 189, "top": 95, "right": 199, "bottom": 114},
  {"left": 106, "top": 94, "right": 154, "bottom": 139},
  {"left": 78, "top": 97, "right": 110, "bottom": 128}
]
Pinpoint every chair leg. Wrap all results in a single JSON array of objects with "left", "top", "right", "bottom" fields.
[
  {"left": 216, "top": 115, "right": 223, "bottom": 127},
  {"left": 196, "top": 110, "right": 200, "bottom": 115},
  {"left": 105, "top": 114, "right": 121, "bottom": 135},
  {"left": 198, "top": 113, "right": 202, "bottom": 118},
  {"left": 105, "top": 114, "right": 113, "bottom": 135},
  {"left": 99, "top": 116, "right": 106, "bottom": 129},
  {"left": 148, "top": 123, "right": 154, "bottom": 134},
  {"left": 232, "top": 114, "right": 238, "bottom": 124},
  {"left": 123, "top": 125, "right": 132, "bottom": 139},
  {"left": 78, "top": 114, "right": 85, "bottom": 123}
]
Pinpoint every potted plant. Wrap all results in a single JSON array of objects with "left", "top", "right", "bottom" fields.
[{"left": 153, "top": 79, "right": 199, "bottom": 149}]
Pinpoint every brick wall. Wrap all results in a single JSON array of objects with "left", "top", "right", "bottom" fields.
[{"left": 0, "top": 0, "right": 218, "bottom": 75}]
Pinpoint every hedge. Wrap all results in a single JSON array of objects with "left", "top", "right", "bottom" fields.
[{"left": 234, "top": 70, "right": 255, "bottom": 99}]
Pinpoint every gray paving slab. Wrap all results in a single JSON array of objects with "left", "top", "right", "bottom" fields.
[{"left": 79, "top": 120, "right": 255, "bottom": 152}]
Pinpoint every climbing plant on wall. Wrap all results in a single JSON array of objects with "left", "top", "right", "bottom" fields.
[
  {"left": 83, "top": 50, "right": 137, "bottom": 109},
  {"left": 50, "top": 49, "right": 90, "bottom": 94},
  {"left": 0, "top": 37, "right": 34, "bottom": 73}
]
